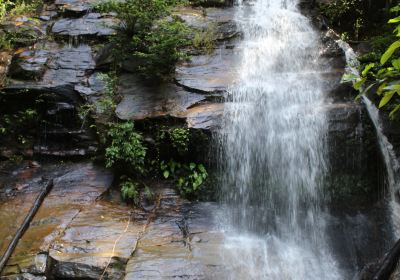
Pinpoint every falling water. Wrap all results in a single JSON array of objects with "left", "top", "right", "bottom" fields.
[{"left": 217, "top": 0, "right": 342, "bottom": 278}]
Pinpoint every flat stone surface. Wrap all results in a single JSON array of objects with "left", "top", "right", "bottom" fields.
[
  {"left": 175, "top": 46, "right": 239, "bottom": 94},
  {"left": 125, "top": 190, "right": 225, "bottom": 280},
  {"left": 5, "top": 44, "right": 94, "bottom": 100},
  {"left": 55, "top": 0, "right": 99, "bottom": 15},
  {"left": 175, "top": 7, "right": 238, "bottom": 40},
  {"left": 115, "top": 74, "right": 206, "bottom": 121},
  {"left": 51, "top": 13, "right": 118, "bottom": 37},
  {"left": 0, "top": 162, "right": 113, "bottom": 277},
  {"left": 50, "top": 201, "right": 145, "bottom": 280},
  {"left": 177, "top": 103, "right": 224, "bottom": 129},
  {"left": 9, "top": 49, "right": 50, "bottom": 80}
]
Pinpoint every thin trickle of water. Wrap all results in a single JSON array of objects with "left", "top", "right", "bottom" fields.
[{"left": 216, "top": 0, "right": 342, "bottom": 278}]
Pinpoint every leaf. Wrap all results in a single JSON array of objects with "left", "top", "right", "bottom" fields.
[
  {"left": 341, "top": 73, "right": 359, "bottom": 83},
  {"left": 361, "top": 63, "right": 375, "bottom": 76},
  {"left": 391, "top": 6, "right": 400, "bottom": 13},
  {"left": 163, "top": 170, "right": 169, "bottom": 179},
  {"left": 198, "top": 164, "right": 206, "bottom": 173},
  {"left": 389, "top": 104, "right": 400, "bottom": 119},
  {"left": 354, "top": 77, "right": 366, "bottom": 90},
  {"left": 389, "top": 16, "right": 400, "bottom": 23},
  {"left": 377, "top": 83, "right": 387, "bottom": 95},
  {"left": 355, "top": 83, "right": 375, "bottom": 101},
  {"left": 393, "top": 59, "right": 400, "bottom": 70},
  {"left": 383, "top": 83, "right": 400, "bottom": 91},
  {"left": 379, "top": 91, "right": 395, "bottom": 108},
  {"left": 189, "top": 162, "right": 196, "bottom": 170},
  {"left": 381, "top": 40, "right": 400, "bottom": 65}
]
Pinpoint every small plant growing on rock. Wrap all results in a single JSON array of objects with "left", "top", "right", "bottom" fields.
[
  {"left": 94, "top": 0, "right": 190, "bottom": 78},
  {"left": 169, "top": 127, "right": 190, "bottom": 154},
  {"left": 193, "top": 23, "right": 217, "bottom": 54},
  {"left": 343, "top": 5, "right": 400, "bottom": 119},
  {"left": 120, "top": 177, "right": 140, "bottom": 204},
  {"left": 160, "top": 160, "right": 208, "bottom": 197},
  {"left": 105, "top": 121, "right": 147, "bottom": 173}
]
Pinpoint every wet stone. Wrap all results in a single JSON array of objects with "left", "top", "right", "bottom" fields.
[
  {"left": 175, "top": 7, "right": 238, "bottom": 41},
  {"left": 175, "top": 46, "right": 239, "bottom": 94},
  {"left": 1, "top": 17, "right": 46, "bottom": 48},
  {"left": 115, "top": 74, "right": 205, "bottom": 121},
  {"left": 5, "top": 44, "right": 95, "bottom": 100},
  {"left": 125, "top": 190, "right": 226, "bottom": 280},
  {"left": 177, "top": 103, "right": 224, "bottom": 130},
  {"left": 9, "top": 50, "right": 50, "bottom": 80},
  {"left": 55, "top": 0, "right": 99, "bottom": 16},
  {"left": 0, "top": 162, "right": 113, "bottom": 277},
  {"left": 51, "top": 13, "right": 118, "bottom": 38}
]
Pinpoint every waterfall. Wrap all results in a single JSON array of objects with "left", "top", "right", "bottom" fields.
[{"left": 216, "top": 0, "right": 342, "bottom": 278}]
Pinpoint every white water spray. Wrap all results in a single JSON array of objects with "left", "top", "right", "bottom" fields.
[{"left": 217, "top": 0, "right": 343, "bottom": 278}]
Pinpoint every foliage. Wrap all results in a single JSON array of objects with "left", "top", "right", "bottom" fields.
[
  {"left": 319, "top": 0, "right": 387, "bottom": 40},
  {"left": 105, "top": 121, "right": 147, "bottom": 172},
  {"left": 120, "top": 177, "right": 140, "bottom": 204},
  {"left": 193, "top": 23, "right": 217, "bottom": 54},
  {"left": 78, "top": 72, "right": 118, "bottom": 125},
  {"left": 189, "top": 0, "right": 227, "bottom": 7},
  {"left": 0, "top": 108, "right": 39, "bottom": 146},
  {"left": 160, "top": 160, "right": 208, "bottom": 197},
  {"left": 95, "top": 0, "right": 190, "bottom": 78},
  {"left": 343, "top": 5, "right": 400, "bottom": 119},
  {"left": 143, "top": 185, "right": 155, "bottom": 202},
  {"left": 96, "top": 72, "right": 118, "bottom": 114},
  {"left": 134, "top": 18, "right": 190, "bottom": 77},
  {"left": 169, "top": 128, "right": 189, "bottom": 154},
  {"left": 0, "top": 0, "right": 13, "bottom": 21}
]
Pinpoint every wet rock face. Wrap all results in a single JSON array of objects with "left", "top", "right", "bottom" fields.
[
  {"left": 51, "top": 13, "right": 118, "bottom": 38},
  {"left": 325, "top": 102, "right": 384, "bottom": 208},
  {"left": 0, "top": 161, "right": 225, "bottom": 280},
  {"left": 115, "top": 74, "right": 205, "bottom": 121},
  {"left": 1, "top": 17, "right": 46, "bottom": 48},
  {"left": 0, "top": 162, "right": 113, "bottom": 279},
  {"left": 9, "top": 50, "right": 49, "bottom": 80}
]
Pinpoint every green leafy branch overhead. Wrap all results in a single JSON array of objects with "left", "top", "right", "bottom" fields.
[{"left": 343, "top": 5, "right": 400, "bottom": 119}]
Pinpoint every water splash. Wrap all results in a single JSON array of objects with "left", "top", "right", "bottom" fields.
[{"left": 216, "top": 0, "right": 342, "bottom": 278}]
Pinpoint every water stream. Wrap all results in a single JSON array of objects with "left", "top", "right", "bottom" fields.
[{"left": 217, "top": 0, "right": 342, "bottom": 278}]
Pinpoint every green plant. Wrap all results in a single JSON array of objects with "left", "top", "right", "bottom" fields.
[
  {"left": 96, "top": 72, "right": 118, "bottom": 114},
  {"left": 94, "top": 0, "right": 190, "bottom": 78},
  {"left": 120, "top": 177, "right": 140, "bottom": 204},
  {"left": 134, "top": 18, "right": 190, "bottom": 77},
  {"left": 105, "top": 121, "right": 147, "bottom": 172},
  {"left": 160, "top": 160, "right": 208, "bottom": 197},
  {"left": 143, "top": 185, "right": 155, "bottom": 202},
  {"left": 169, "top": 128, "right": 189, "bottom": 154},
  {"left": 343, "top": 5, "right": 400, "bottom": 119},
  {"left": 193, "top": 23, "right": 217, "bottom": 54}
]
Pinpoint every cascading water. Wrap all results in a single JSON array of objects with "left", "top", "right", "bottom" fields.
[{"left": 217, "top": 0, "right": 342, "bottom": 278}]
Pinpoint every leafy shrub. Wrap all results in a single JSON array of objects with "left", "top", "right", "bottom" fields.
[
  {"left": 319, "top": 0, "right": 387, "bottom": 40},
  {"left": 343, "top": 5, "right": 400, "bottom": 118},
  {"left": 160, "top": 160, "right": 208, "bottom": 197},
  {"left": 169, "top": 128, "right": 189, "bottom": 154},
  {"left": 96, "top": 72, "right": 118, "bottom": 114},
  {"left": 105, "top": 121, "right": 147, "bottom": 172},
  {"left": 134, "top": 18, "right": 190, "bottom": 77},
  {"left": 95, "top": 0, "right": 190, "bottom": 78},
  {"left": 193, "top": 23, "right": 217, "bottom": 53},
  {"left": 120, "top": 177, "right": 140, "bottom": 204}
]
